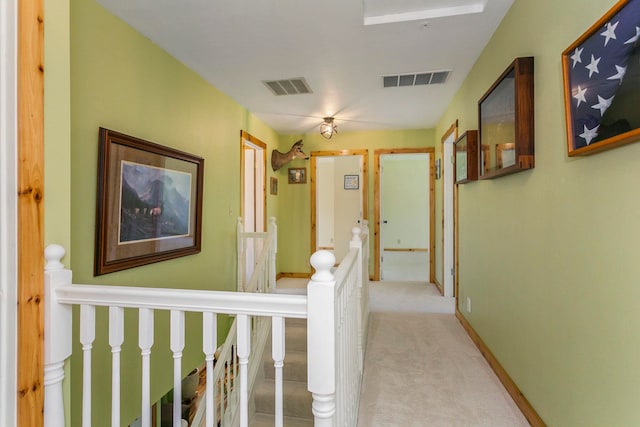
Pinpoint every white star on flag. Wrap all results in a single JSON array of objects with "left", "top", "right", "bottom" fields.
[
  {"left": 585, "top": 55, "right": 601, "bottom": 77},
  {"left": 571, "top": 47, "right": 583, "bottom": 67},
  {"left": 579, "top": 125, "right": 600, "bottom": 145},
  {"left": 573, "top": 86, "right": 587, "bottom": 107},
  {"left": 591, "top": 95, "right": 615, "bottom": 116},
  {"left": 600, "top": 21, "right": 619, "bottom": 46},
  {"left": 624, "top": 26, "right": 640, "bottom": 44},
  {"left": 607, "top": 65, "right": 627, "bottom": 84}
]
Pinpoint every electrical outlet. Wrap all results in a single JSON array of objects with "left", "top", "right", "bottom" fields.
[{"left": 466, "top": 297, "right": 472, "bottom": 313}]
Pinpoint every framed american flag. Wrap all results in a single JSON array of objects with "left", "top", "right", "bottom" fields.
[{"left": 562, "top": 0, "right": 640, "bottom": 156}]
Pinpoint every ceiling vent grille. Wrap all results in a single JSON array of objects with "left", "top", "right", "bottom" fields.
[
  {"left": 383, "top": 71, "right": 450, "bottom": 88},
  {"left": 263, "top": 78, "right": 313, "bottom": 96}
]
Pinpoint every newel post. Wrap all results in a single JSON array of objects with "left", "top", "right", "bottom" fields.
[
  {"left": 307, "top": 250, "right": 337, "bottom": 427},
  {"left": 349, "top": 227, "right": 365, "bottom": 368},
  {"left": 268, "top": 217, "right": 277, "bottom": 290},
  {"left": 44, "top": 244, "right": 72, "bottom": 427}
]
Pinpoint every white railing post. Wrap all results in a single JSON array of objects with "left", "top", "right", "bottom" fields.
[
  {"left": 268, "top": 216, "right": 277, "bottom": 291},
  {"left": 44, "top": 244, "right": 72, "bottom": 427},
  {"left": 170, "top": 310, "right": 185, "bottom": 427},
  {"left": 109, "top": 306, "right": 124, "bottom": 427},
  {"left": 307, "top": 250, "right": 337, "bottom": 427},
  {"left": 349, "top": 227, "right": 365, "bottom": 370},
  {"left": 272, "top": 316, "right": 285, "bottom": 427},
  {"left": 237, "top": 217, "right": 244, "bottom": 291}
]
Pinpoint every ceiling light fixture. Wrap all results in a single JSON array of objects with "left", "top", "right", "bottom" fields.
[{"left": 320, "top": 117, "right": 337, "bottom": 140}]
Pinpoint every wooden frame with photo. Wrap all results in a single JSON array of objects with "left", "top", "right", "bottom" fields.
[
  {"left": 561, "top": 0, "right": 640, "bottom": 156},
  {"left": 478, "top": 56, "right": 534, "bottom": 179},
  {"left": 288, "top": 167, "right": 306, "bottom": 184},
  {"left": 270, "top": 177, "right": 278, "bottom": 195},
  {"left": 94, "top": 128, "right": 204, "bottom": 275}
]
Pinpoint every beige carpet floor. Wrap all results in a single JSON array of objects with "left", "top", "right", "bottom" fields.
[
  {"left": 276, "top": 278, "right": 529, "bottom": 426},
  {"left": 358, "top": 283, "right": 529, "bottom": 427}
]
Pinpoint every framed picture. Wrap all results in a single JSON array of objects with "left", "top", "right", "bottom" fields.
[
  {"left": 478, "top": 56, "right": 534, "bottom": 179},
  {"left": 562, "top": 0, "right": 640, "bottom": 156},
  {"left": 95, "top": 128, "right": 204, "bottom": 275},
  {"left": 435, "top": 158, "right": 441, "bottom": 180},
  {"left": 270, "top": 177, "right": 278, "bottom": 195},
  {"left": 288, "top": 167, "right": 306, "bottom": 184},
  {"left": 344, "top": 174, "right": 359, "bottom": 190}
]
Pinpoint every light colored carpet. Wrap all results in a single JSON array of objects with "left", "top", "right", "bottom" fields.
[
  {"left": 275, "top": 278, "right": 528, "bottom": 426},
  {"left": 357, "top": 312, "right": 529, "bottom": 427}
]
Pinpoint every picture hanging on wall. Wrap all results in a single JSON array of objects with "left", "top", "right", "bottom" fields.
[
  {"left": 288, "top": 167, "right": 306, "bottom": 184},
  {"left": 270, "top": 177, "right": 278, "bottom": 195},
  {"left": 94, "top": 128, "right": 204, "bottom": 275},
  {"left": 344, "top": 174, "right": 359, "bottom": 190},
  {"left": 562, "top": 0, "right": 640, "bottom": 156}
]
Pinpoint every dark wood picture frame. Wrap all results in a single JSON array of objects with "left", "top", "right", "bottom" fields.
[
  {"left": 95, "top": 128, "right": 204, "bottom": 275},
  {"left": 270, "top": 177, "right": 278, "bottom": 195},
  {"left": 478, "top": 56, "right": 534, "bottom": 179},
  {"left": 288, "top": 167, "right": 306, "bottom": 184},
  {"left": 561, "top": 0, "right": 640, "bottom": 156},
  {"left": 454, "top": 130, "right": 478, "bottom": 184}
]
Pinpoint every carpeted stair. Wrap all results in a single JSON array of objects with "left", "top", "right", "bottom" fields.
[{"left": 250, "top": 318, "right": 313, "bottom": 427}]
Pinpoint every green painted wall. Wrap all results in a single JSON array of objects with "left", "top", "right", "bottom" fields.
[
  {"left": 275, "top": 129, "right": 435, "bottom": 274},
  {"left": 436, "top": 0, "right": 640, "bottom": 425},
  {"left": 69, "top": 0, "right": 279, "bottom": 424}
]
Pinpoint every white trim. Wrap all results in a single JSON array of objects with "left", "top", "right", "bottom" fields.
[
  {"left": 0, "top": 0, "right": 19, "bottom": 424},
  {"left": 443, "top": 132, "right": 455, "bottom": 298},
  {"left": 364, "top": 1, "right": 486, "bottom": 26}
]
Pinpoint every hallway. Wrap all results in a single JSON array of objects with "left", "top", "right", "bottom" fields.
[{"left": 277, "top": 278, "right": 528, "bottom": 426}]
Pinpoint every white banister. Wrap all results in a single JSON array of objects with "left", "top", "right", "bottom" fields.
[
  {"left": 170, "top": 310, "right": 185, "bottom": 427},
  {"left": 109, "top": 306, "right": 124, "bottom": 427},
  {"left": 44, "top": 216, "right": 369, "bottom": 427},
  {"left": 236, "top": 314, "right": 251, "bottom": 427},
  {"left": 272, "top": 316, "right": 285, "bottom": 427},
  {"left": 44, "top": 244, "right": 72, "bottom": 427},
  {"left": 80, "top": 304, "right": 95, "bottom": 427},
  {"left": 307, "top": 250, "right": 337, "bottom": 426},
  {"left": 138, "top": 308, "right": 154, "bottom": 427},
  {"left": 203, "top": 312, "right": 217, "bottom": 427}
]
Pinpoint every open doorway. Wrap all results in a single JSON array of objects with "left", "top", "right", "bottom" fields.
[
  {"left": 240, "top": 131, "right": 266, "bottom": 281},
  {"left": 373, "top": 148, "right": 435, "bottom": 282},
  {"left": 310, "top": 150, "right": 368, "bottom": 263}
]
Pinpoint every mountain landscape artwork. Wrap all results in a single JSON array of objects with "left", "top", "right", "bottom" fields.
[{"left": 119, "top": 161, "right": 191, "bottom": 243}]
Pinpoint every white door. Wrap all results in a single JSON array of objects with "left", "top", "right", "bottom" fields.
[
  {"left": 0, "top": 0, "right": 19, "bottom": 422},
  {"left": 443, "top": 132, "right": 456, "bottom": 297},
  {"left": 380, "top": 153, "right": 430, "bottom": 281},
  {"left": 241, "top": 139, "right": 265, "bottom": 283},
  {"left": 316, "top": 156, "right": 362, "bottom": 263}
]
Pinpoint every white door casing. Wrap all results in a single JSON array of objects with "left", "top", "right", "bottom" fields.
[
  {"left": 443, "top": 132, "right": 455, "bottom": 297},
  {"left": 0, "top": 0, "right": 19, "bottom": 423}
]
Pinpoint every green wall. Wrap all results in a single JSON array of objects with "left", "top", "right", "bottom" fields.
[
  {"left": 68, "top": 0, "right": 279, "bottom": 424},
  {"left": 275, "top": 129, "right": 435, "bottom": 274},
  {"left": 436, "top": 0, "right": 640, "bottom": 425}
]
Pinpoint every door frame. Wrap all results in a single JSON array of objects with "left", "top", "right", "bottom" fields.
[
  {"left": 440, "top": 121, "right": 458, "bottom": 298},
  {"left": 240, "top": 131, "right": 267, "bottom": 232},
  {"left": 373, "top": 148, "right": 435, "bottom": 282},
  {"left": 310, "top": 149, "right": 368, "bottom": 257}
]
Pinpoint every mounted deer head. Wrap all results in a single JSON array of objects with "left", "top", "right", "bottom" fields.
[{"left": 271, "top": 140, "right": 309, "bottom": 171}]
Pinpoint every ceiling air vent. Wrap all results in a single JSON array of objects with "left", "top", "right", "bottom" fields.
[
  {"left": 263, "top": 78, "right": 313, "bottom": 96},
  {"left": 382, "top": 70, "right": 450, "bottom": 88}
]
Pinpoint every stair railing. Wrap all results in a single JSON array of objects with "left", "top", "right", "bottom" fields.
[
  {"left": 307, "top": 223, "right": 369, "bottom": 427},
  {"left": 43, "top": 221, "right": 369, "bottom": 427}
]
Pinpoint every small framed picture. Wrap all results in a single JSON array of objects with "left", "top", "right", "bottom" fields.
[
  {"left": 344, "top": 174, "right": 359, "bottom": 190},
  {"left": 270, "top": 177, "right": 278, "bottom": 195},
  {"left": 288, "top": 167, "right": 306, "bottom": 184}
]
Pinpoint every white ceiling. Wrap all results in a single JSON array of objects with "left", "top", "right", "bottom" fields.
[{"left": 97, "top": 0, "right": 514, "bottom": 135}]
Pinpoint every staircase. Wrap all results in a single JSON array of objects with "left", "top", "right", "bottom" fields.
[{"left": 251, "top": 318, "right": 314, "bottom": 426}]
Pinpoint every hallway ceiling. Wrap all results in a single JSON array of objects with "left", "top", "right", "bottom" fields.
[{"left": 97, "top": 0, "right": 514, "bottom": 135}]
